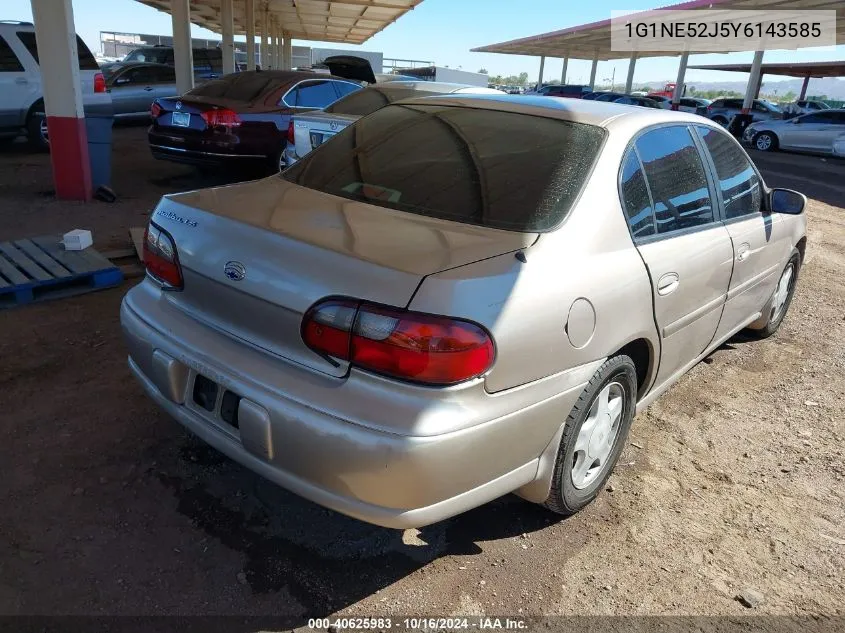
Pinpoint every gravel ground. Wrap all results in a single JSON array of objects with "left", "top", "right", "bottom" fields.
[{"left": 0, "top": 127, "right": 843, "bottom": 621}]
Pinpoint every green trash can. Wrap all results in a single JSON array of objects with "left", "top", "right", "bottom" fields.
[{"left": 84, "top": 101, "right": 114, "bottom": 190}]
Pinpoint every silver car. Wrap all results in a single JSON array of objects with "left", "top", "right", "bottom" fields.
[
  {"left": 744, "top": 109, "right": 845, "bottom": 154},
  {"left": 104, "top": 62, "right": 177, "bottom": 119},
  {"left": 122, "top": 97, "right": 807, "bottom": 528},
  {"left": 703, "top": 98, "right": 783, "bottom": 126},
  {"left": 285, "top": 81, "right": 504, "bottom": 166}
]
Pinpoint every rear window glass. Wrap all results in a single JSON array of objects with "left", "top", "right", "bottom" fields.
[
  {"left": 283, "top": 104, "right": 605, "bottom": 232},
  {"left": 124, "top": 48, "right": 171, "bottom": 64},
  {"left": 16, "top": 32, "right": 99, "bottom": 70},
  {"left": 189, "top": 73, "right": 277, "bottom": 101},
  {"left": 325, "top": 86, "right": 439, "bottom": 116}
]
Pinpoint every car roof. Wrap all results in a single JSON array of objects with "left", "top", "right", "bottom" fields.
[{"left": 397, "top": 93, "right": 710, "bottom": 131}]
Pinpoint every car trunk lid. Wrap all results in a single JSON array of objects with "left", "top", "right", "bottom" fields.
[
  {"left": 291, "top": 111, "right": 359, "bottom": 159},
  {"left": 151, "top": 176, "right": 535, "bottom": 378}
]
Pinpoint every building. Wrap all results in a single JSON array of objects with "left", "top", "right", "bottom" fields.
[{"left": 395, "top": 66, "right": 488, "bottom": 87}]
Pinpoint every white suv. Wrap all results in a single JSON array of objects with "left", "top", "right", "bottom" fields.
[{"left": 0, "top": 20, "right": 110, "bottom": 149}]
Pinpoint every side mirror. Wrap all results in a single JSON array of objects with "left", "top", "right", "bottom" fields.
[{"left": 769, "top": 188, "right": 806, "bottom": 215}]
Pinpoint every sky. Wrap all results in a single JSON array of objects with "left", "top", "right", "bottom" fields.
[{"left": 5, "top": 0, "right": 843, "bottom": 86}]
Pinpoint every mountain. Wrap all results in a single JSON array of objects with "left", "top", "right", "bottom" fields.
[{"left": 640, "top": 77, "right": 845, "bottom": 99}]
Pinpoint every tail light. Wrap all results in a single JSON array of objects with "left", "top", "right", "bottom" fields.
[
  {"left": 706, "top": 105, "right": 713, "bottom": 112},
  {"left": 143, "top": 222, "right": 183, "bottom": 289},
  {"left": 94, "top": 72, "right": 106, "bottom": 93},
  {"left": 302, "top": 298, "right": 495, "bottom": 386},
  {"left": 150, "top": 101, "right": 162, "bottom": 119},
  {"left": 287, "top": 120, "right": 295, "bottom": 144},
  {"left": 201, "top": 108, "right": 242, "bottom": 128}
]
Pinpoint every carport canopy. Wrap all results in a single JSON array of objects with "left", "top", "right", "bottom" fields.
[
  {"left": 135, "top": 0, "right": 423, "bottom": 44},
  {"left": 688, "top": 60, "right": 845, "bottom": 78}
]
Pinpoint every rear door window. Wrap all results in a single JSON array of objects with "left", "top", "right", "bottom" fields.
[
  {"left": 696, "top": 126, "right": 761, "bottom": 220},
  {"left": 284, "top": 80, "right": 340, "bottom": 108},
  {"left": 0, "top": 35, "right": 24, "bottom": 71},
  {"left": 619, "top": 151, "right": 656, "bottom": 239},
  {"left": 152, "top": 66, "right": 176, "bottom": 83},
  {"left": 16, "top": 32, "right": 99, "bottom": 70},
  {"left": 284, "top": 104, "right": 605, "bottom": 232},
  {"left": 635, "top": 126, "right": 715, "bottom": 235}
]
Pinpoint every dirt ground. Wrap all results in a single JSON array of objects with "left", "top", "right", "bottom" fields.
[{"left": 0, "top": 126, "right": 843, "bottom": 622}]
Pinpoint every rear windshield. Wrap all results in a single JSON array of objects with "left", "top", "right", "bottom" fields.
[
  {"left": 16, "top": 32, "right": 99, "bottom": 70},
  {"left": 124, "top": 48, "right": 170, "bottom": 64},
  {"left": 283, "top": 104, "right": 605, "bottom": 232},
  {"left": 188, "top": 73, "right": 278, "bottom": 102},
  {"left": 324, "top": 86, "right": 440, "bottom": 117}
]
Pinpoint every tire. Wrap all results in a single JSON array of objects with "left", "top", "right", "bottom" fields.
[
  {"left": 543, "top": 355, "right": 638, "bottom": 516},
  {"left": 746, "top": 250, "right": 800, "bottom": 339},
  {"left": 26, "top": 106, "right": 49, "bottom": 151},
  {"left": 754, "top": 131, "right": 778, "bottom": 152}
]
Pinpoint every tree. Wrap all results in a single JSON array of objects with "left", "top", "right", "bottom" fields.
[
  {"left": 478, "top": 68, "right": 488, "bottom": 74},
  {"left": 517, "top": 71, "right": 529, "bottom": 86}
]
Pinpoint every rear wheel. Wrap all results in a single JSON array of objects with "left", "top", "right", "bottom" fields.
[
  {"left": 26, "top": 105, "right": 49, "bottom": 151},
  {"left": 754, "top": 131, "right": 778, "bottom": 152},
  {"left": 543, "top": 355, "right": 637, "bottom": 516}
]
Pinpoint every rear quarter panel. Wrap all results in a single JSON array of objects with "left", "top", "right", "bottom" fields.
[{"left": 408, "top": 140, "right": 660, "bottom": 394}]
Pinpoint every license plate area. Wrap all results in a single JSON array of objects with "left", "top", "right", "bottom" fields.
[
  {"left": 190, "top": 373, "right": 241, "bottom": 432},
  {"left": 310, "top": 130, "right": 334, "bottom": 148},
  {"left": 172, "top": 111, "right": 191, "bottom": 127}
]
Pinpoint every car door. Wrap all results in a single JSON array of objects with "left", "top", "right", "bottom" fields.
[
  {"left": 153, "top": 66, "right": 178, "bottom": 101},
  {"left": 623, "top": 125, "right": 734, "bottom": 388},
  {"left": 786, "top": 112, "right": 833, "bottom": 150},
  {"left": 0, "top": 33, "right": 31, "bottom": 132},
  {"left": 110, "top": 67, "right": 157, "bottom": 115},
  {"left": 695, "top": 125, "right": 791, "bottom": 339}
]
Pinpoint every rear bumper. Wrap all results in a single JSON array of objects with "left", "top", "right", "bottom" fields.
[
  {"left": 120, "top": 282, "right": 593, "bottom": 528},
  {"left": 150, "top": 143, "right": 267, "bottom": 166}
]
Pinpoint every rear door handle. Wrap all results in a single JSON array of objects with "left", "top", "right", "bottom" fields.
[
  {"left": 657, "top": 272, "right": 680, "bottom": 296},
  {"left": 144, "top": 86, "right": 154, "bottom": 91},
  {"left": 15, "top": 77, "right": 28, "bottom": 85}
]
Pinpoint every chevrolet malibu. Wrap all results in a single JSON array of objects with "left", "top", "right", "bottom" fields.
[{"left": 122, "top": 96, "right": 807, "bottom": 528}]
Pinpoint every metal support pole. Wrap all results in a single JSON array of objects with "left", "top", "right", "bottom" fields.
[
  {"left": 560, "top": 56, "right": 568, "bottom": 84},
  {"left": 742, "top": 50, "right": 764, "bottom": 113},
  {"left": 588, "top": 53, "right": 598, "bottom": 90},
  {"left": 221, "top": 0, "right": 235, "bottom": 74},
  {"left": 259, "top": 10, "right": 266, "bottom": 68},
  {"left": 799, "top": 76, "right": 810, "bottom": 100},
  {"left": 538, "top": 55, "right": 545, "bottom": 88},
  {"left": 671, "top": 52, "right": 689, "bottom": 111},
  {"left": 282, "top": 32, "right": 292, "bottom": 70},
  {"left": 30, "top": 0, "right": 91, "bottom": 200},
  {"left": 246, "top": 0, "right": 256, "bottom": 71},
  {"left": 625, "top": 52, "right": 637, "bottom": 94},
  {"left": 171, "top": 0, "right": 194, "bottom": 94}
]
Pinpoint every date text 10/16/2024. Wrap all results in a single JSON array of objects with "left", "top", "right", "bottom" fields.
[{"left": 308, "top": 617, "right": 529, "bottom": 630}]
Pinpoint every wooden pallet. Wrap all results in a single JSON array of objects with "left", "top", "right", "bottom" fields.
[{"left": 0, "top": 235, "right": 124, "bottom": 309}]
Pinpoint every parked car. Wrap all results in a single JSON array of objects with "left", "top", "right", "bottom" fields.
[
  {"left": 782, "top": 99, "right": 830, "bottom": 116},
  {"left": 103, "top": 62, "right": 176, "bottom": 120},
  {"left": 592, "top": 91, "right": 629, "bottom": 102},
  {"left": 646, "top": 94, "right": 673, "bottom": 109},
  {"left": 122, "top": 96, "right": 806, "bottom": 528},
  {"left": 123, "top": 45, "right": 224, "bottom": 82},
  {"left": 701, "top": 98, "right": 783, "bottom": 126},
  {"left": 0, "top": 20, "right": 109, "bottom": 148},
  {"left": 833, "top": 134, "right": 845, "bottom": 157},
  {"left": 148, "top": 70, "right": 363, "bottom": 171},
  {"left": 285, "top": 81, "right": 504, "bottom": 167},
  {"left": 530, "top": 84, "right": 591, "bottom": 98},
  {"left": 677, "top": 97, "right": 710, "bottom": 113},
  {"left": 613, "top": 95, "right": 662, "bottom": 109},
  {"left": 743, "top": 109, "right": 845, "bottom": 154}
]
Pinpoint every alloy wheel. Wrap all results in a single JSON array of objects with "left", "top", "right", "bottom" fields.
[
  {"left": 770, "top": 263, "right": 794, "bottom": 324},
  {"left": 571, "top": 381, "right": 625, "bottom": 489}
]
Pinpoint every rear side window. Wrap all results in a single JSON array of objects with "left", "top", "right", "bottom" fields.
[
  {"left": 285, "top": 80, "right": 339, "bottom": 108},
  {"left": 16, "top": 32, "right": 99, "bottom": 70},
  {"left": 697, "top": 126, "right": 761, "bottom": 220},
  {"left": 189, "top": 73, "right": 277, "bottom": 101},
  {"left": 635, "top": 126, "right": 714, "bottom": 235},
  {"left": 333, "top": 81, "right": 361, "bottom": 99},
  {"left": 0, "top": 36, "right": 23, "bottom": 72},
  {"left": 620, "top": 151, "right": 656, "bottom": 238},
  {"left": 125, "top": 48, "right": 171, "bottom": 64},
  {"left": 284, "top": 104, "right": 605, "bottom": 232}
]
